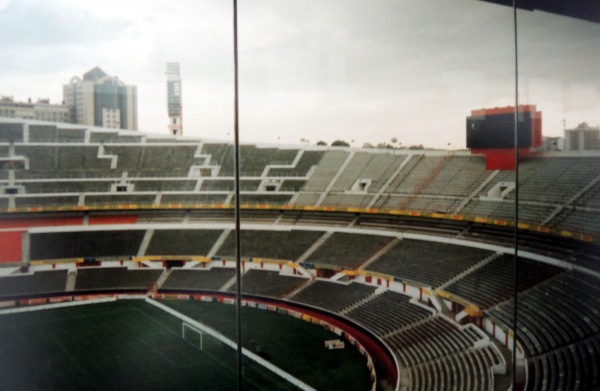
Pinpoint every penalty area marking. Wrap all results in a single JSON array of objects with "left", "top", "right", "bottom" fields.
[{"left": 145, "top": 298, "right": 317, "bottom": 391}]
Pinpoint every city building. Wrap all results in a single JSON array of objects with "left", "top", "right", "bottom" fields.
[
  {"left": 0, "top": 96, "right": 69, "bottom": 123},
  {"left": 166, "top": 62, "right": 183, "bottom": 136},
  {"left": 63, "top": 67, "right": 138, "bottom": 130},
  {"left": 564, "top": 122, "right": 600, "bottom": 151}
]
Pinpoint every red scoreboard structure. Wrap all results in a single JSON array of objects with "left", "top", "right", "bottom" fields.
[{"left": 467, "top": 105, "right": 542, "bottom": 170}]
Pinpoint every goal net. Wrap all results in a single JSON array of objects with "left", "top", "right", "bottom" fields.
[{"left": 182, "top": 322, "right": 203, "bottom": 350}]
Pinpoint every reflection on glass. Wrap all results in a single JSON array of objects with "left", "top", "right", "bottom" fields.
[{"left": 0, "top": 1, "right": 598, "bottom": 390}]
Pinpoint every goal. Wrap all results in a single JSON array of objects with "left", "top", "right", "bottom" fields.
[{"left": 182, "top": 322, "right": 203, "bottom": 350}]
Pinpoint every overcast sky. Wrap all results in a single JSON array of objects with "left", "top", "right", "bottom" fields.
[{"left": 0, "top": 0, "right": 598, "bottom": 148}]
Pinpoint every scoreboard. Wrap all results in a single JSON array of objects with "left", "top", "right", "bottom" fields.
[{"left": 467, "top": 105, "right": 542, "bottom": 170}]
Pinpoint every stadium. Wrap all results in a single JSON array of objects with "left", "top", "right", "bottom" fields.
[
  {"left": 1, "top": 0, "right": 599, "bottom": 390},
  {"left": 0, "top": 118, "right": 599, "bottom": 390}
]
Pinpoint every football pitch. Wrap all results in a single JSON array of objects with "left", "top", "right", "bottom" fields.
[{"left": 0, "top": 299, "right": 372, "bottom": 390}]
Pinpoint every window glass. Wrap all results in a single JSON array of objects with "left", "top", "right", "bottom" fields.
[{"left": 0, "top": 2, "right": 598, "bottom": 390}]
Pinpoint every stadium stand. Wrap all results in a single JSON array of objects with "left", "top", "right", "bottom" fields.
[
  {"left": 289, "top": 280, "right": 376, "bottom": 313},
  {"left": 22, "top": 181, "right": 110, "bottom": 193},
  {"left": 499, "top": 157, "right": 600, "bottom": 204},
  {"left": 30, "top": 231, "right": 145, "bottom": 260},
  {"left": 366, "top": 239, "right": 493, "bottom": 288},
  {"left": 199, "top": 179, "right": 235, "bottom": 191},
  {"left": 2, "top": 119, "right": 600, "bottom": 391},
  {"left": 0, "top": 270, "right": 67, "bottom": 298},
  {"left": 405, "top": 345, "right": 504, "bottom": 391},
  {"left": 345, "top": 291, "right": 433, "bottom": 336},
  {"left": 279, "top": 179, "right": 308, "bottom": 191},
  {"left": 389, "top": 155, "right": 447, "bottom": 195},
  {"left": 131, "top": 180, "right": 196, "bottom": 192},
  {"left": 85, "top": 194, "right": 157, "bottom": 206},
  {"left": 3, "top": 124, "right": 597, "bottom": 258},
  {"left": 215, "top": 229, "right": 325, "bottom": 261},
  {"left": 329, "top": 152, "right": 375, "bottom": 191},
  {"left": 145, "top": 229, "right": 224, "bottom": 256},
  {"left": 490, "top": 271, "right": 600, "bottom": 356},
  {"left": 133, "top": 145, "right": 199, "bottom": 177},
  {"left": 571, "top": 244, "right": 600, "bottom": 273},
  {"left": 300, "top": 150, "right": 349, "bottom": 192},
  {"left": 14, "top": 145, "right": 111, "bottom": 179},
  {"left": 15, "top": 195, "right": 79, "bottom": 207},
  {"left": 548, "top": 208, "right": 600, "bottom": 238},
  {"left": 443, "top": 255, "right": 564, "bottom": 309},
  {"left": 161, "top": 268, "right": 236, "bottom": 291},
  {"left": 577, "top": 179, "right": 600, "bottom": 209},
  {"left": 277, "top": 210, "right": 356, "bottom": 227},
  {"left": 489, "top": 271, "right": 600, "bottom": 390},
  {"left": 306, "top": 232, "right": 395, "bottom": 269},
  {"left": 158, "top": 193, "right": 229, "bottom": 204},
  {"left": 420, "top": 155, "right": 489, "bottom": 197},
  {"left": 74, "top": 267, "right": 162, "bottom": 291},
  {"left": 228, "top": 269, "right": 308, "bottom": 297},
  {"left": 237, "top": 193, "right": 293, "bottom": 204},
  {"left": 202, "top": 145, "right": 299, "bottom": 177},
  {"left": 385, "top": 316, "right": 485, "bottom": 367},
  {"left": 267, "top": 150, "right": 325, "bottom": 177},
  {"left": 28, "top": 125, "right": 59, "bottom": 142},
  {"left": 355, "top": 154, "right": 408, "bottom": 193},
  {"left": 319, "top": 193, "right": 374, "bottom": 207},
  {"left": 89, "top": 132, "right": 143, "bottom": 144}
]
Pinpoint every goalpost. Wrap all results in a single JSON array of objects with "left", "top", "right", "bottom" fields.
[{"left": 182, "top": 322, "right": 203, "bottom": 350}]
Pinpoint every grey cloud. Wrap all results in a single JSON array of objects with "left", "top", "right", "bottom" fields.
[{"left": 0, "top": 1, "right": 130, "bottom": 47}]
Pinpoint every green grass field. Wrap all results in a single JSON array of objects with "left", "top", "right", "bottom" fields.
[
  {"left": 0, "top": 300, "right": 298, "bottom": 390},
  {"left": 0, "top": 299, "right": 371, "bottom": 390},
  {"left": 163, "top": 300, "right": 372, "bottom": 391}
]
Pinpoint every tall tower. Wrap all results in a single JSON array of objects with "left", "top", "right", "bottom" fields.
[{"left": 166, "top": 62, "right": 183, "bottom": 136}]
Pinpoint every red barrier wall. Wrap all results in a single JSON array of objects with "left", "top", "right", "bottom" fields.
[
  {"left": 0, "top": 216, "right": 83, "bottom": 229},
  {"left": 0, "top": 216, "right": 84, "bottom": 264},
  {"left": 0, "top": 231, "right": 23, "bottom": 263},
  {"left": 89, "top": 215, "right": 138, "bottom": 225}
]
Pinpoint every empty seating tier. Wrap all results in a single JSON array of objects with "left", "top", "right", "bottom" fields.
[
  {"left": 301, "top": 151, "right": 349, "bottom": 192},
  {"left": 74, "top": 267, "right": 162, "bottom": 291},
  {"left": 202, "top": 145, "right": 299, "bottom": 177},
  {"left": 215, "top": 230, "right": 324, "bottom": 261},
  {"left": 28, "top": 124, "right": 85, "bottom": 143},
  {"left": 444, "top": 255, "right": 564, "bottom": 309},
  {"left": 228, "top": 269, "right": 307, "bottom": 298},
  {"left": 161, "top": 268, "right": 236, "bottom": 291},
  {"left": 489, "top": 271, "right": 600, "bottom": 357},
  {"left": 406, "top": 345, "right": 503, "bottom": 391},
  {"left": 345, "top": 291, "right": 433, "bottom": 336},
  {"left": 366, "top": 239, "right": 492, "bottom": 288},
  {"left": 0, "top": 270, "right": 67, "bottom": 298},
  {"left": 146, "top": 229, "right": 223, "bottom": 256},
  {"left": 268, "top": 150, "right": 325, "bottom": 177},
  {"left": 526, "top": 335, "right": 600, "bottom": 391},
  {"left": 307, "top": 232, "right": 395, "bottom": 269},
  {"left": 385, "top": 316, "right": 483, "bottom": 367},
  {"left": 289, "top": 280, "right": 376, "bottom": 313},
  {"left": 15, "top": 145, "right": 112, "bottom": 179},
  {"left": 30, "top": 231, "right": 145, "bottom": 261}
]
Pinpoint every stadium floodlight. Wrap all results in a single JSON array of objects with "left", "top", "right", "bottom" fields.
[{"left": 182, "top": 322, "right": 203, "bottom": 350}]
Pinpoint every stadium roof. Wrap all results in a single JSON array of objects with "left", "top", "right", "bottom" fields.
[{"left": 481, "top": 0, "right": 600, "bottom": 24}]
